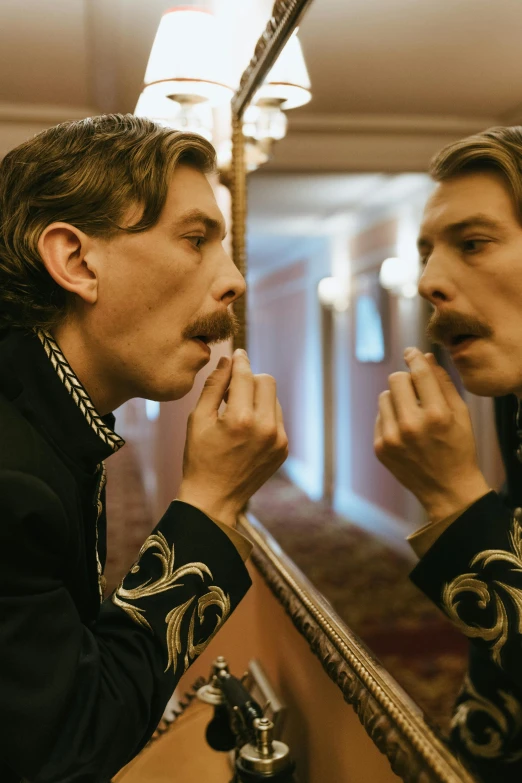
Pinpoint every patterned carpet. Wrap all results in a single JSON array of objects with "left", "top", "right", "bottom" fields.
[{"left": 249, "top": 472, "right": 469, "bottom": 733}]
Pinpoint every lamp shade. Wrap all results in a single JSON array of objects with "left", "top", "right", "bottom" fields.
[
  {"left": 144, "top": 7, "right": 234, "bottom": 106},
  {"left": 255, "top": 30, "right": 311, "bottom": 110}
]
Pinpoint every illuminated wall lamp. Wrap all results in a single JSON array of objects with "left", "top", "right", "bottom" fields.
[
  {"left": 242, "top": 30, "right": 312, "bottom": 168},
  {"left": 135, "top": 12, "right": 312, "bottom": 175},
  {"left": 135, "top": 7, "right": 235, "bottom": 139},
  {"left": 317, "top": 277, "right": 351, "bottom": 312},
  {"left": 379, "top": 257, "right": 419, "bottom": 299}
]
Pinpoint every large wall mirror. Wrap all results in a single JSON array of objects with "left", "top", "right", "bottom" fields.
[{"left": 232, "top": 1, "right": 521, "bottom": 780}]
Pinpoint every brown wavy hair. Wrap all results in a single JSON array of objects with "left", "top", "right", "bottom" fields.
[
  {"left": 0, "top": 113, "right": 216, "bottom": 330},
  {"left": 430, "top": 126, "right": 522, "bottom": 217}
]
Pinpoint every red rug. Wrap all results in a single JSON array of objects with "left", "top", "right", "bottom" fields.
[{"left": 249, "top": 473, "right": 469, "bottom": 732}]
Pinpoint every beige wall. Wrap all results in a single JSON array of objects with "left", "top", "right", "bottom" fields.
[
  {"left": 178, "top": 562, "right": 400, "bottom": 783},
  {"left": 249, "top": 261, "right": 310, "bottom": 467},
  {"left": 345, "top": 219, "right": 421, "bottom": 522}
]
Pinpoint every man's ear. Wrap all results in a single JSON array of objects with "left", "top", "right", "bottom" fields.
[{"left": 38, "top": 222, "right": 98, "bottom": 305}]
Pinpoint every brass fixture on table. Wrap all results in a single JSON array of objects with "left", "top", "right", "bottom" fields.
[{"left": 198, "top": 656, "right": 296, "bottom": 783}]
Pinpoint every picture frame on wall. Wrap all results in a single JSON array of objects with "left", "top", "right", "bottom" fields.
[{"left": 353, "top": 268, "right": 389, "bottom": 363}]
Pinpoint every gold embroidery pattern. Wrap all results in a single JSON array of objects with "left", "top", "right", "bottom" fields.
[
  {"left": 442, "top": 511, "right": 522, "bottom": 666},
  {"left": 112, "top": 531, "right": 231, "bottom": 673},
  {"left": 36, "top": 329, "right": 125, "bottom": 452},
  {"left": 451, "top": 674, "right": 522, "bottom": 762}
]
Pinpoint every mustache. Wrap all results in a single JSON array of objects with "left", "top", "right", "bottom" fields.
[
  {"left": 183, "top": 309, "right": 240, "bottom": 344},
  {"left": 426, "top": 311, "right": 493, "bottom": 344}
]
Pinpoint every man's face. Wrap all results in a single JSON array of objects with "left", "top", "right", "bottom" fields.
[
  {"left": 418, "top": 171, "right": 522, "bottom": 397},
  {"left": 84, "top": 164, "right": 245, "bottom": 402}
]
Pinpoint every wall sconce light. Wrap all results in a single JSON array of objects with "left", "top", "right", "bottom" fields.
[
  {"left": 379, "top": 257, "right": 419, "bottom": 299},
  {"left": 135, "top": 11, "right": 311, "bottom": 174},
  {"left": 253, "top": 30, "right": 311, "bottom": 111},
  {"left": 135, "top": 84, "right": 214, "bottom": 141},
  {"left": 135, "top": 7, "right": 235, "bottom": 140},
  {"left": 241, "top": 30, "right": 311, "bottom": 168},
  {"left": 317, "top": 276, "right": 351, "bottom": 312}
]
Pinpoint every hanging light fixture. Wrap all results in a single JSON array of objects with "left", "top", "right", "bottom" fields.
[
  {"left": 241, "top": 30, "right": 311, "bottom": 167},
  {"left": 135, "top": 84, "right": 214, "bottom": 140},
  {"left": 135, "top": 11, "right": 312, "bottom": 173},
  {"left": 254, "top": 30, "right": 312, "bottom": 111},
  {"left": 143, "top": 7, "right": 235, "bottom": 105},
  {"left": 135, "top": 7, "right": 235, "bottom": 139}
]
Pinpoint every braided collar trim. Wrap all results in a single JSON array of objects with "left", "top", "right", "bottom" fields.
[{"left": 36, "top": 329, "right": 124, "bottom": 453}]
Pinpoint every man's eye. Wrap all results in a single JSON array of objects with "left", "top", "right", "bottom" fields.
[
  {"left": 462, "top": 238, "right": 489, "bottom": 253},
  {"left": 186, "top": 236, "right": 205, "bottom": 249}
]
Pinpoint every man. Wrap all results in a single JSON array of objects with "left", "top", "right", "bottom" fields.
[
  {"left": 0, "top": 114, "right": 288, "bottom": 782},
  {"left": 375, "top": 125, "right": 522, "bottom": 781}
]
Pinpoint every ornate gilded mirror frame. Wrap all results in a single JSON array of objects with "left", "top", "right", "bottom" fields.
[{"left": 231, "top": 2, "right": 474, "bottom": 781}]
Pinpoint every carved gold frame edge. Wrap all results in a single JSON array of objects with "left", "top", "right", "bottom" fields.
[
  {"left": 231, "top": 0, "right": 315, "bottom": 352},
  {"left": 239, "top": 514, "right": 474, "bottom": 783},
  {"left": 231, "top": 0, "right": 316, "bottom": 119}
]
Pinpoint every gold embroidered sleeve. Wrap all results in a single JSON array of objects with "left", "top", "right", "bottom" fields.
[
  {"left": 112, "top": 531, "right": 231, "bottom": 675},
  {"left": 441, "top": 509, "right": 522, "bottom": 667}
]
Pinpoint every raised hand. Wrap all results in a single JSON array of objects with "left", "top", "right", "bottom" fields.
[
  {"left": 177, "top": 349, "right": 288, "bottom": 526},
  {"left": 373, "top": 348, "right": 490, "bottom": 522}
]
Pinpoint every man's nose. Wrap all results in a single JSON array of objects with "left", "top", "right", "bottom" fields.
[
  {"left": 417, "top": 254, "right": 456, "bottom": 305},
  {"left": 217, "top": 251, "right": 246, "bottom": 306}
]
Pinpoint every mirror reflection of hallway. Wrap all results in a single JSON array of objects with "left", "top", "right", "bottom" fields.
[{"left": 246, "top": 171, "right": 474, "bottom": 731}]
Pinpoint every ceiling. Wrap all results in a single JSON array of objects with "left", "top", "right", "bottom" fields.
[
  {"left": 0, "top": 0, "right": 174, "bottom": 115},
  {"left": 295, "top": 0, "right": 522, "bottom": 119},
  {"left": 1, "top": 0, "right": 520, "bottom": 266},
  {"left": 2, "top": 0, "right": 521, "bottom": 126}
]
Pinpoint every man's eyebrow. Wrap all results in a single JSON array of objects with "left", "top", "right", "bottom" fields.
[
  {"left": 175, "top": 208, "right": 227, "bottom": 239},
  {"left": 417, "top": 213, "right": 508, "bottom": 251}
]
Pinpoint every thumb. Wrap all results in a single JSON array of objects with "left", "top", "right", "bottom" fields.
[{"left": 195, "top": 356, "right": 232, "bottom": 418}]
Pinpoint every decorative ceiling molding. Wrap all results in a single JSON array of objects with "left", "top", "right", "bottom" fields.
[
  {"left": 499, "top": 101, "right": 522, "bottom": 127},
  {"left": 287, "top": 112, "right": 498, "bottom": 136},
  {"left": 0, "top": 102, "right": 99, "bottom": 124},
  {"left": 265, "top": 112, "right": 501, "bottom": 173},
  {"left": 0, "top": 102, "right": 99, "bottom": 159}
]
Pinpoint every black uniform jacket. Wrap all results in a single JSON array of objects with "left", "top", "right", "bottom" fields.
[
  {"left": 0, "top": 327, "right": 251, "bottom": 783},
  {"left": 411, "top": 394, "right": 522, "bottom": 781}
]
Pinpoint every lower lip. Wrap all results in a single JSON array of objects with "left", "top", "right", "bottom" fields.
[
  {"left": 192, "top": 338, "right": 211, "bottom": 355},
  {"left": 449, "top": 337, "right": 481, "bottom": 358}
]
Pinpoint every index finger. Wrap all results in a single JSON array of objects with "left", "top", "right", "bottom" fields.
[
  {"left": 225, "top": 349, "right": 255, "bottom": 410},
  {"left": 424, "top": 352, "right": 465, "bottom": 408},
  {"left": 405, "top": 348, "right": 460, "bottom": 410}
]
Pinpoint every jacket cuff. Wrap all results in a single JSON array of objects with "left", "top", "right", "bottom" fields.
[
  {"left": 410, "top": 490, "right": 511, "bottom": 602},
  {"left": 407, "top": 496, "right": 486, "bottom": 558}
]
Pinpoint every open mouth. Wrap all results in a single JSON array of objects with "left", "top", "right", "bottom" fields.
[
  {"left": 447, "top": 334, "right": 481, "bottom": 351},
  {"left": 452, "top": 334, "right": 475, "bottom": 345},
  {"left": 191, "top": 335, "right": 213, "bottom": 351}
]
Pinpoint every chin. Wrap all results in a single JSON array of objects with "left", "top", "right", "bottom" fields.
[
  {"left": 142, "top": 373, "right": 197, "bottom": 402},
  {"left": 460, "top": 370, "right": 515, "bottom": 398}
]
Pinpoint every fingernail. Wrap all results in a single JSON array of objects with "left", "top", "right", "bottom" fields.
[
  {"left": 217, "top": 356, "right": 230, "bottom": 369},
  {"left": 234, "top": 348, "right": 248, "bottom": 358},
  {"left": 404, "top": 347, "right": 417, "bottom": 360}
]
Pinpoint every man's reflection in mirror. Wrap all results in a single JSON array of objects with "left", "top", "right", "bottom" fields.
[{"left": 376, "top": 126, "right": 522, "bottom": 781}]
